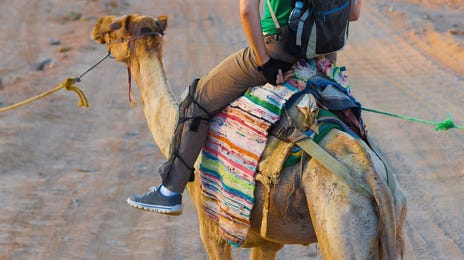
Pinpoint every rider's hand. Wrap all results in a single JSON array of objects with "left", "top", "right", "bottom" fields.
[{"left": 258, "top": 57, "right": 293, "bottom": 85}]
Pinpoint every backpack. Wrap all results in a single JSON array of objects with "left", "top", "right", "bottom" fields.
[{"left": 267, "top": 0, "right": 352, "bottom": 58}]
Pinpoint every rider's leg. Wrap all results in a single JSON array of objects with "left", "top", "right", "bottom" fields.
[
  {"left": 127, "top": 47, "right": 266, "bottom": 214},
  {"left": 161, "top": 46, "right": 267, "bottom": 193}
]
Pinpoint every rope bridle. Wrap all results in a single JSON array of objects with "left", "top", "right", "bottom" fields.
[
  {"left": 107, "top": 20, "right": 165, "bottom": 45},
  {"left": 106, "top": 20, "right": 165, "bottom": 105}
]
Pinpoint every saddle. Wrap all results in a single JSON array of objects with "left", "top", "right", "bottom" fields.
[{"left": 198, "top": 57, "right": 366, "bottom": 246}]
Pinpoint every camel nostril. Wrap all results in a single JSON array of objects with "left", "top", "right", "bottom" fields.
[{"left": 140, "top": 27, "right": 153, "bottom": 34}]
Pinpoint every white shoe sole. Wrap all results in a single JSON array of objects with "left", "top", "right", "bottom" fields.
[{"left": 126, "top": 198, "right": 182, "bottom": 216}]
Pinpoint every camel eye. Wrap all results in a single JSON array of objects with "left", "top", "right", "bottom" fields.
[{"left": 140, "top": 27, "right": 153, "bottom": 34}]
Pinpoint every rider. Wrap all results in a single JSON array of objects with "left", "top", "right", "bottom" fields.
[{"left": 127, "top": 0, "right": 362, "bottom": 215}]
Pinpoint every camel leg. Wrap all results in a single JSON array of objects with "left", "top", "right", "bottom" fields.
[
  {"left": 187, "top": 182, "right": 232, "bottom": 260},
  {"left": 302, "top": 162, "right": 379, "bottom": 259},
  {"left": 243, "top": 230, "right": 284, "bottom": 260},
  {"left": 198, "top": 222, "right": 232, "bottom": 260},
  {"left": 249, "top": 241, "right": 284, "bottom": 260}
]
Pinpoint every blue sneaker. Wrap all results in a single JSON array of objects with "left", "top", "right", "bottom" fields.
[{"left": 126, "top": 185, "right": 182, "bottom": 215}]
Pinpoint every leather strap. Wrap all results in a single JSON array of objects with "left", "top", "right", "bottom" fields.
[{"left": 296, "top": 138, "right": 373, "bottom": 199}]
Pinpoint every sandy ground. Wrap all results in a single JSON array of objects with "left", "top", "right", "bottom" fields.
[{"left": 0, "top": 0, "right": 463, "bottom": 259}]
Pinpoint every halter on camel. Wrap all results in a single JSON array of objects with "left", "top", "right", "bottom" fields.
[{"left": 107, "top": 18, "right": 166, "bottom": 107}]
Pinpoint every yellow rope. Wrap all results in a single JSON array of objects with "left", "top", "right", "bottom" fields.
[{"left": 0, "top": 77, "right": 89, "bottom": 113}]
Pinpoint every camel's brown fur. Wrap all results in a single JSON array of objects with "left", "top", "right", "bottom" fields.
[{"left": 91, "top": 14, "right": 407, "bottom": 259}]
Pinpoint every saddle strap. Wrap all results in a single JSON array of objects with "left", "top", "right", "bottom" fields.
[
  {"left": 296, "top": 138, "right": 373, "bottom": 199},
  {"left": 255, "top": 173, "right": 272, "bottom": 237}
]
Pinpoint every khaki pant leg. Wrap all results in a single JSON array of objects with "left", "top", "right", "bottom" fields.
[{"left": 161, "top": 47, "right": 267, "bottom": 193}]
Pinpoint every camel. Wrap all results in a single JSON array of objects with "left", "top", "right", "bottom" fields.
[{"left": 91, "top": 14, "right": 407, "bottom": 259}]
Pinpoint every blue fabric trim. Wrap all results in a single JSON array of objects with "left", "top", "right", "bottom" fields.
[
  {"left": 305, "top": 76, "right": 363, "bottom": 125},
  {"left": 318, "top": 1, "right": 351, "bottom": 18}
]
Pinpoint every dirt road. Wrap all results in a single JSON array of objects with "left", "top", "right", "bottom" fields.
[{"left": 1, "top": 0, "right": 463, "bottom": 259}]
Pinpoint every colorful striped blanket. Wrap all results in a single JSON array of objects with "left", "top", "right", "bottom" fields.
[{"left": 198, "top": 58, "right": 348, "bottom": 246}]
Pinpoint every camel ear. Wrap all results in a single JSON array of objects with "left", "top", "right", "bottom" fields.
[
  {"left": 157, "top": 16, "right": 168, "bottom": 31},
  {"left": 91, "top": 16, "right": 119, "bottom": 44}
]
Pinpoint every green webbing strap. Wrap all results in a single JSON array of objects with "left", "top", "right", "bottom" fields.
[{"left": 296, "top": 138, "right": 373, "bottom": 199}]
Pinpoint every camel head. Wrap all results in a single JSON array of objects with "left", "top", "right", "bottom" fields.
[{"left": 91, "top": 14, "right": 167, "bottom": 62}]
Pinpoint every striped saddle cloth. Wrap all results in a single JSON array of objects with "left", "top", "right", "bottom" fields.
[{"left": 198, "top": 58, "right": 351, "bottom": 246}]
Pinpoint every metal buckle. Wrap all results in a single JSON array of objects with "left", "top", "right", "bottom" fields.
[{"left": 264, "top": 33, "right": 280, "bottom": 41}]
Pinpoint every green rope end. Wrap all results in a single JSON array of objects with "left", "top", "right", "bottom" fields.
[
  {"left": 435, "top": 116, "right": 455, "bottom": 131},
  {"left": 362, "top": 107, "right": 464, "bottom": 131},
  {"left": 434, "top": 115, "right": 464, "bottom": 131}
]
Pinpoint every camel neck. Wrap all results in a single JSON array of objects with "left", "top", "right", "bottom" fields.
[{"left": 130, "top": 52, "right": 178, "bottom": 158}]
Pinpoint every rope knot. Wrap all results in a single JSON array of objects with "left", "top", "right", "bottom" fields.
[
  {"left": 62, "top": 77, "right": 89, "bottom": 108},
  {"left": 435, "top": 116, "right": 458, "bottom": 131}
]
